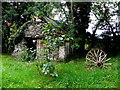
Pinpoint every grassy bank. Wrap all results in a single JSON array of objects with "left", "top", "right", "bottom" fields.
[{"left": 0, "top": 54, "right": 119, "bottom": 88}]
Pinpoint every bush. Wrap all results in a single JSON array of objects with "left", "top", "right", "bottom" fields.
[{"left": 18, "top": 47, "right": 36, "bottom": 62}]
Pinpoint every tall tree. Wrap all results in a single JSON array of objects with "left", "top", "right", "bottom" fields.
[
  {"left": 66, "top": 2, "right": 92, "bottom": 53},
  {"left": 90, "top": 2, "right": 120, "bottom": 54}
]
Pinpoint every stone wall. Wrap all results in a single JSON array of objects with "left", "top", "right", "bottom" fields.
[
  {"left": 12, "top": 40, "right": 26, "bottom": 57},
  {"left": 12, "top": 39, "right": 73, "bottom": 60},
  {"left": 36, "top": 39, "right": 72, "bottom": 60}
]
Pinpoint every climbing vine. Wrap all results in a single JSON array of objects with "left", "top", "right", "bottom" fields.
[{"left": 7, "top": 20, "right": 32, "bottom": 53}]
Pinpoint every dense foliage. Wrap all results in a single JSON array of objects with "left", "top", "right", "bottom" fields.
[
  {"left": 2, "top": 2, "right": 35, "bottom": 53},
  {"left": 18, "top": 47, "right": 36, "bottom": 61},
  {"left": 2, "top": 2, "right": 120, "bottom": 56}
]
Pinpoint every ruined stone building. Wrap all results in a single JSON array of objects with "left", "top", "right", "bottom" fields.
[{"left": 12, "top": 17, "right": 73, "bottom": 60}]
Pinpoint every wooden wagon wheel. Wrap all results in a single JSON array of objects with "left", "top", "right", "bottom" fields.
[{"left": 86, "top": 49, "right": 112, "bottom": 68}]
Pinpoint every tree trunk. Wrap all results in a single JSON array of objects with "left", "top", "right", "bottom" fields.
[{"left": 72, "top": 2, "right": 92, "bottom": 53}]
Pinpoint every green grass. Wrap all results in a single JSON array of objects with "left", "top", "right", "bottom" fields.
[{"left": 0, "top": 54, "right": 119, "bottom": 88}]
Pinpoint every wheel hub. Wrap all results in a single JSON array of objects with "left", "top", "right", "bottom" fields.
[{"left": 96, "top": 61, "right": 103, "bottom": 67}]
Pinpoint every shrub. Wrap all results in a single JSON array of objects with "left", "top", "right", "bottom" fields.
[{"left": 18, "top": 47, "right": 36, "bottom": 62}]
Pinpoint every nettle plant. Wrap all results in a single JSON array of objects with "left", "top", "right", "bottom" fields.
[
  {"left": 36, "top": 21, "right": 73, "bottom": 77},
  {"left": 41, "top": 62, "right": 58, "bottom": 77},
  {"left": 36, "top": 61, "right": 58, "bottom": 77}
]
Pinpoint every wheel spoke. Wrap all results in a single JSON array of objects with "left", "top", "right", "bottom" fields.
[
  {"left": 101, "top": 54, "right": 107, "bottom": 61},
  {"left": 98, "top": 51, "right": 103, "bottom": 57},
  {"left": 94, "top": 50, "right": 97, "bottom": 57},
  {"left": 96, "top": 49, "right": 99, "bottom": 56},
  {"left": 103, "top": 63, "right": 112, "bottom": 65},
  {"left": 86, "top": 54, "right": 94, "bottom": 58},
  {"left": 99, "top": 54, "right": 106, "bottom": 61},
  {"left": 86, "top": 58, "right": 96, "bottom": 63},
  {"left": 89, "top": 63, "right": 96, "bottom": 65},
  {"left": 89, "top": 51, "right": 95, "bottom": 57},
  {"left": 103, "top": 58, "right": 111, "bottom": 63}
]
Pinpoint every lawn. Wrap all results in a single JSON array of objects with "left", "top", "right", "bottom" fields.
[{"left": 0, "top": 54, "right": 119, "bottom": 88}]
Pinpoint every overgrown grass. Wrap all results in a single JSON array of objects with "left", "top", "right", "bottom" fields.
[{"left": 0, "top": 54, "right": 119, "bottom": 88}]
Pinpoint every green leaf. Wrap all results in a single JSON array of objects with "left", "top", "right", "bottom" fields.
[{"left": 43, "top": 47, "right": 48, "bottom": 49}]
